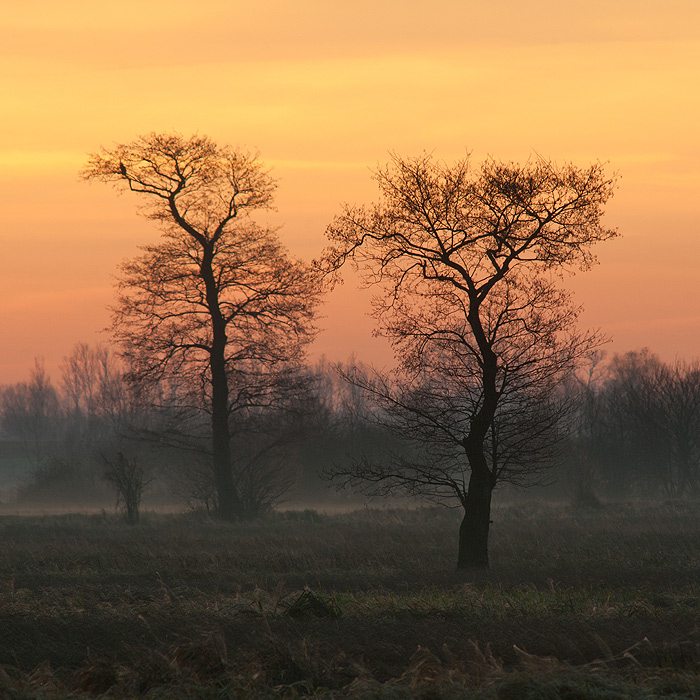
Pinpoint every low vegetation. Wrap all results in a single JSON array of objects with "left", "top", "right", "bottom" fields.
[{"left": 1, "top": 501, "right": 700, "bottom": 698}]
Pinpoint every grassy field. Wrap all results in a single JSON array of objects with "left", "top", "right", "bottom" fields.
[{"left": 1, "top": 501, "right": 700, "bottom": 698}]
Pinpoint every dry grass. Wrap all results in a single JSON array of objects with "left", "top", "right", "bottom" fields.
[{"left": 1, "top": 501, "right": 700, "bottom": 698}]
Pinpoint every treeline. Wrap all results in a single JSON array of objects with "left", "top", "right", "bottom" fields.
[
  {"left": 1, "top": 137, "right": 698, "bottom": 542},
  {"left": 0, "top": 345, "right": 143, "bottom": 504},
  {"left": 572, "top": 349, "right": 700, "bottom": 502},
  {"left": 0, "top": 344, "right": 393, "bottom": 518},
  {"left": 1, "top": 344, "right": 699, "bottom": 518}
]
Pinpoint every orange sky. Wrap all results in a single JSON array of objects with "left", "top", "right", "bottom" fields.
[{"left": 1, "top": 0, "right": 699, "bottom": 384}]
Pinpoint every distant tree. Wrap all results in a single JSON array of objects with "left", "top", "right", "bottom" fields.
[
  {"left": 270, "top": 357, "right": 400, "bottom": 506},
  {"left": 324, "top": 153, "right": 617, "bottom": 568},
  {"left": 102, "top": 451, "right": 153, "bottom": 524},
  {"left": 562, "top": 351, "right": 609, "bottom": 507},
  {"left": 653, "top": 360, "right": 700, "bottom": 496},
  {"left": 579, "top": 351, "right": 700, "bottom": 498},
  {"left": 573, "top": 350, "right": 658, "bottom": 499},
  {"left": 82, "top": 133, "right": 324, "bottom": 520},
  {"left": 0, "top": 359, "right": 59, "bottom": 463},
  {"left": 1, "top": 345, "right": 152, "bottom": 503},
  {"left": 59, "top": 343, "right": 140, "bottom": 467}
]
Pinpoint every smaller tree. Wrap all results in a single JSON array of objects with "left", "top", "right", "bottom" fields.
[
  {"left": 578, "top": 351, "right": 700, "bottom": 498},
  {"left": 2, "top": 345, "right": 156, "bottom": 505},
  {"left": 657, "top": 361, "right": 700, "bottom": 497},
  {"left": 102, "top": 451, "right": 153, "bottom": 524},
  {"left": 0, "top": 360, "right": 59, "bottom": 464}
]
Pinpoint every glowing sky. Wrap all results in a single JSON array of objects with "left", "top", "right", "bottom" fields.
[{"left": 1, "top": 0, "right": 699, "bottom": 384}]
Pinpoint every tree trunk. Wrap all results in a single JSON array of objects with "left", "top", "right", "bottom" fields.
[
  {"left": 457, "top": 302, "right": 498, "bottom": 569},
  {"left": 125, "top": 501, "right": 139, "bottom": 525},
  {"left": 457, "top": 467, "right": 493, "bottom": 569},
  {"left": 210, "top": 346, "right": 239, "bottom": 521},
  {"left": 202, "top": 242, "right": 240, "bottom": 522}
]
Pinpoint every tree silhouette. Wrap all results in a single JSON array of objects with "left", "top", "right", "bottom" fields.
[
  {"left": 324, "top": 153, "right": 617, "bottom": 568},
  {"left": 83, "top": 133, "right": 323, "bottom": 520},
  {"left": 577, "top": 351, "right": 700, "bottom": 498},
  {"left": 102, "top": 451, "right": 152, "bottom": 525}
]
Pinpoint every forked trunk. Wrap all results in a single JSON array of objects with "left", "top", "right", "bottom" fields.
[{"left": 457, "top": 469, "right": 493, "bottom": 569}]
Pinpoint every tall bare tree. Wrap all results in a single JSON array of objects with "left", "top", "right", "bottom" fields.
[
  {"left": 324, "top": 153, "right": 617, "bottom": 568},
  {"left": 0, "top": 359, "right": 59, "bottom": 464},
  {"left": 83, "top": 133, "right": 323, "bottom": 520}
]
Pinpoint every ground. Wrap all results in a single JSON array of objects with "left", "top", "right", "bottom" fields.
[{"left": 0, "top": 501, "right": 699, "bottom": 698}]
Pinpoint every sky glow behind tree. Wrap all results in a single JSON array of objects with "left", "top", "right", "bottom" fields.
[{"left": 1, "top": 0, "right": 699, "bottom": 382}]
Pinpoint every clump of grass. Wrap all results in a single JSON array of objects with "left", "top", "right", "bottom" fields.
[{"left": 284, "top": 587, "right": 342, "bottom": 618}]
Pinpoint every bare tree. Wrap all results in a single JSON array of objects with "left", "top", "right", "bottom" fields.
[
  {"left": 82, "top": 133, "right": 323, "bottom": 520},
  {"left": 0, "top": 360, "right": 59, "bottom": 464},
  {"left": 573, "top": 350, "right": 655, "bottom": 499},
  {"left": 102, "top": 451, "right": 153, "bottom": 524},
  {"left": 59, "top": 343, "right": 138, "bottom": 459},
  {"left": 324, "top": 153, "right": 617, "bottom": 568},
  {"left": 579, "top": 351, "right": 700, "bottom": 498},
  {"left": 2, "top": 345, "right": 154, "bottom": 504},
  {"left": 655, "top": 361, "right": 700, "bottom": 497}
]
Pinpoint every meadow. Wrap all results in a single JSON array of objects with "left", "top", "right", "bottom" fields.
[{"left": 1, "top": 501, "right": 700, "bottom": 698}]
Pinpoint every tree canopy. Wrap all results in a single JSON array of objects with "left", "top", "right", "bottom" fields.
[
  {"left": 83, "top": 133, "right": 324, "bottom": 520},
  {"left": 324, "top": 153, "right": 617, "bottom": 567}
]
